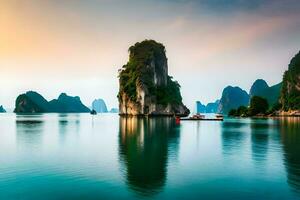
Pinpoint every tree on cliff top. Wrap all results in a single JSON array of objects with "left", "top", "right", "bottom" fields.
[{"left": 248, "top": 96, "right": 269, "bottom": 116}]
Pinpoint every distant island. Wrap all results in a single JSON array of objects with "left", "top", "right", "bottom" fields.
[
  {"left": 0, "top": 105, "right": 6, "bottom": 113},
  {"left": 228, "top": 50, "right": 300, "bottom": 117},
  {"left": 92, "top": 99, "right": 108, "bottom": 113},
  {"left": 196, "top": 49, "right": 300, "bottom": 117},
  {"left": 249, "top": 79, "right": 282, "bottom": 106},
  {"left": 196, "top": 80, "right": 281, "bottom": 115},
  {"left": 14, "top": 91, "right": 90, "bottom": 113},
  {"left": 118, "top": 40, "right": 190, "bottom": 116},
  {"left": 196, "top": 100, "right": 219, "bottom": 113},
  {"left": 218, "top": 86, "right": 250, "bottom": 114},
  {"left": 4, "top": 45, "right": 300, "bottom": 117},
  {"left": 109, "top": 108, "right": 119, "bottom": 113}
]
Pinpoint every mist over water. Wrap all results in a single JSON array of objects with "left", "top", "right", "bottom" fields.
[{"left": 0, "top": 113, "right": 299, "bottom": 199}]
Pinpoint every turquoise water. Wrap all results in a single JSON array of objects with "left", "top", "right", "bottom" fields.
[{"left": 0, "top": 113, "right": 299, "bottom": 199}]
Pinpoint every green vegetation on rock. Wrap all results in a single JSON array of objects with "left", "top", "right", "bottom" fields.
[
  {"left": 228, "top": 106, "right": 248, "bottom": 117},
  {"left": 250, "top": 79, "right": 281, "bottom": 107},
  {"left": 118, "top": 40, "right": 183, "bottom": 106},
  {"left": 218, "top": 86, "right": 250, "bottom": 114},
  {"left": 229, "top": 96, "right": 269, "bottom": 117},
  {"left": 248, "top": 96, "right": 269, "bottom": 115},
  {"left": 118, "top": 40, "right": 167, "bottom": 102},
  {"left": 280, "top": 51, "right": 300, "bottom": 111},
  {"left": 155, "top": 77, "right": 182, "bottom": 105}
]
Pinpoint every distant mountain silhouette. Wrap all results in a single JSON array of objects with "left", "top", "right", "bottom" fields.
[
  {"left": 250, "top": 79, "right": 281, "bottom": 106},
  {"left": 218, "top": 86, "right": 250, "bottom": 114},
  {"left": 0, "top": 105, "right": 6, "bottom": 113},
  {"left": 92, "top": 99, "right": 108, "bottom": 113},
  {"left": 250, "top": 79, "right": 269, "bottom": 96},
  {"left": 14, "top": 91, "right": 50, "bottom": 113},
  {"left": 49, "top": 93, "right": 90, "bottom": 113},
  {"left": 195, "top": 100, "right": 220, "bottom": 113},
  {"left": 196, "top": 101, "right": 206, "bottom": 113},
  {"left": 206, "top": 100, "right": 220, "bottom": 113},
  {"left": 14, "top": 91, "right": 90, "bottom": 113}
]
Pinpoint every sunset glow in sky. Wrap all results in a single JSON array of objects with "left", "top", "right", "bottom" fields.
[{"left": 1, "top": 0, "right": 300, "bottom": 110}]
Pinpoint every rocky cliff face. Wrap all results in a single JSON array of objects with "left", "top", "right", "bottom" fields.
[
  {"left": 14, "top": 91, "right": 90, "bottom": 113},
  {"left": 118, "top": 40, "right": 189, "bottom": 116},
  {"left": 218, "top": 86, "right": 250, "bottom": 114},
  {"left": 281, "top": 51, "right": 300, "bottom": 111}
]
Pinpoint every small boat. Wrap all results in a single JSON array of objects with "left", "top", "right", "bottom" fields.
[
  {"left": 215, "top": 114, "right": 224, "bottom": 119},
  {"left": 191, "top": 114, "right": 205, "bottom": 119},
  {"left": 90, "top": 109, "right": 97, "bottom": 115},
  {"left": 181, "top": 114, "right": 223, "bottom": 121},
  {"left": 175, "top": 116, "right": 181, "bottom": 124}
]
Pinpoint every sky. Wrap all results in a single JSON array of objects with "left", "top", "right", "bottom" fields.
[{"left": 1, "top": 0, "right": 300, "bottom": 111}]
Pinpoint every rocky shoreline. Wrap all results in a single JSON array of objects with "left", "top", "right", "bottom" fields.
[
  {"left": 230, "top": 110, "right": 300, "bottom": 119},
  {"left": 273, "top": 110, "right": 300, "bottom": 117}
]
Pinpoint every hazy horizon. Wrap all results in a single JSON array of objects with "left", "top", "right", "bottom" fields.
[{"left": 1, "top": 0, "right": 300, "bottom": 111}]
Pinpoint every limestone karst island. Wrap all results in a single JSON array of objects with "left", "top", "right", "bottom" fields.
[
  {"left": 118, "top": 40, "right": 190, "bottom": 116},
  {"left": 1, "top": 1, "right": 300, "bottom": 199}
]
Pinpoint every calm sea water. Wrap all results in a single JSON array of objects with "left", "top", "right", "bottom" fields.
[{"left": 0, "top": 113, "right": 299, "bottom": 199}]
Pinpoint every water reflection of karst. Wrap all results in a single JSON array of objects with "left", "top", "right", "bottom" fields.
[
  {"left": 250, "top": 121, "right": 270, "bottom": 164},
  {"left": 118, "top": 117, "right": 180, "bottom": 196},
  {"left": 58, "top": 114, "right": 81, "bottom": 136},
  {"left": 16, "top": 115, "right": 45, "bottom": 148},
  {"left": 280, "top": 118, "right": 300, "bottom": 195},
  {"left": 221, "top": 121, "right": 248, "bottom": 155}
]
